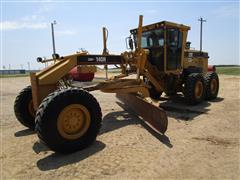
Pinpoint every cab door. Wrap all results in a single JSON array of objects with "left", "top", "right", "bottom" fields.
[{"left": 166, "top": 28, "right": 183, "bottom": 71}]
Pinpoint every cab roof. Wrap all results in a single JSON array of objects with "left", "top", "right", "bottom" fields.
[{"left": 130, "top": 21, "right": 190, "bottom": 34}]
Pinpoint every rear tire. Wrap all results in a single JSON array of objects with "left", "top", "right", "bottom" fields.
[
  {"left": 14, "top": 86, "right": 35, "bottom": 130},
  {"left": 183, "top": 73, "right": 205, "bottom": 105},
  {"left": 204, "top": 72, "right": 219, "bottom": 100},
  {"left": 35, "top": 88, "right": 102, "bottom": 153}
]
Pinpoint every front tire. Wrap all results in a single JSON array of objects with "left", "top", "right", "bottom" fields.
[
  {"left": 35, "top": 88, "right": 102, "bottom": 153},
  {"left": 183, "top": 73, "right": 206, "bottom": 105},
  {"left": 14, "top": 86, "right": 35, "bottom": 130}
]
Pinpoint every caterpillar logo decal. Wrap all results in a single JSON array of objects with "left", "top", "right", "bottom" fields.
[{"left": 87, "top": 58, "right": 95, "bottom": 62}]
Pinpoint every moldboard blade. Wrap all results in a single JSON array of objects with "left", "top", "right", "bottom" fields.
[{"left": 116, "top": 93, "right": 168, "bottom": 134}]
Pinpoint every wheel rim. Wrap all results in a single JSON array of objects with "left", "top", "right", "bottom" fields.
[
  {"left": 210, "top": 79, "right": 217, "bottom": 94},
  {"left": 57, "top": 104, "right": 91, "bottom": 140},
  {"left": 195, "top": 81, "right": 203, "bottom": 99},
  {"left": 28, "top": 99, "right": 35, "bottom": 117}
]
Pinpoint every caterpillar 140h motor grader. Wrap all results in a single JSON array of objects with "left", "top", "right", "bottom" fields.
[{"left": 14, "top": 15, "right": 219, "bottom": 153}]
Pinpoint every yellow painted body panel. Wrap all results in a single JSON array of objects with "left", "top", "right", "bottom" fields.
[
  {"left": 183, "top": 57, "right": 208, "bottom": 73},
  {"left": 37, "top": 57, "right": 77, "bottom": 85},
  {"left": 183, "top": 50, "right": 209, "bottom": 73}
]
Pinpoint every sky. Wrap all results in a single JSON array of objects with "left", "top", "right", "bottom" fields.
[{"left": 0, "top": 0, "right": 239, "bottom": 70}]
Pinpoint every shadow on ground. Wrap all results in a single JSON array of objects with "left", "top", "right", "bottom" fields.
[
  {"left": 33, "top": 141, "right": 50, "bottom": 154},
  {"left": 101, "top": 102, "right": 172, "bottom": 148},
  {"left": 159, "top": 95, "right": 224, "bottom": 121},
  {"left": 14, "top": 129, "right": 35, "bottom": 137},
  {"left": 35, "top": 141, "right": 105, "bottom": 171}
]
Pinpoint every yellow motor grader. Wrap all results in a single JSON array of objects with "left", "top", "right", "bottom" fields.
[{"left": 14, "top": 15, "right": 219, "bottom": 153}]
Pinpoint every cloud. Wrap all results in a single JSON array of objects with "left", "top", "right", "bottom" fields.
[
  {"left": 145, "top": 9, "right": 158, "bottom": 14},
  {"left": 20, "top": 14, "right": 45, "bottom": 22},
  {"left": 0, "top": 4, "right": 77, "bottom": 38},
  {"left": 36, "top": 5, "right": 53, "bottom": 14},
  {"left": 212, "top": 4, "right": 239, "bottom": 18},
  {"left": 55, "top": 30, "right": 76, "bottom": 36},
  {"left": 0, "top": 5, "right": 52, "bottom": 31},
  {"left": 0, "top": 21, "right": 48, "bottom": 30}
]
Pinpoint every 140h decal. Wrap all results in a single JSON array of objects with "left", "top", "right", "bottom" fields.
[{"left": 87, "top": 56, "right": 106, "bottom": 62}]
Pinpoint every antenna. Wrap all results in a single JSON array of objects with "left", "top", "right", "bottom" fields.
[{"left": 198, "top": 17, "right": 206, "bottom": 52}]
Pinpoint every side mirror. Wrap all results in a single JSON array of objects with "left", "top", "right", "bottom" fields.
[{"left": 125, "top": 36, "right": 134, "bottom": 50}]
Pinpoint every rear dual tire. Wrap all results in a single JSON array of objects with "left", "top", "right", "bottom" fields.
[
  {"left": 184, "top": 73, "right": 206, "bottom": 105},
  {"left": 184, "top": 72, "right": 219, "bottom": 105},
  {"left": 204, "top": 72, "right": 219, "bottom": 100}
]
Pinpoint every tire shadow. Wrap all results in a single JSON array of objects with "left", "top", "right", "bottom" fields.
[
  {"left": 33, "top": 141, "right": 50, "bottom": 154},
  {"left": 159, "top": 95, "right": 224, "bottom": 121},
  {"left": 35, "top": 140, "right": 105, "bottom": 171},
  {"left": 14, "top": 129, "right": 35, "bottom": 137},
  {"left": 209, "top": 97, "right": 224, "bottom": 103}
]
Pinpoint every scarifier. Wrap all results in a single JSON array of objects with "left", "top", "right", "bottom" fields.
[{"left": 14, "top": 15, "right": 219, "bottom": 153}]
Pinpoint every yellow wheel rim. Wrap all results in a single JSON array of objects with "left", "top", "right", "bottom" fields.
[
  {"left": 57, "top": 104, "right": 91, "bottom": 140},
  {"left": 195, "top": 81, "right": 203, "bottom": 99},
  {"left": 28, "top": 99, "right": 35, "bottom": 117},
  {"left": 210, "top": 79, "right": 217, "bottom": 94}
]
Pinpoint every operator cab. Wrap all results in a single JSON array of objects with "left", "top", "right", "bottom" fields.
[{"left": 129, "top": 21, "right": 190, "bottom": 72}]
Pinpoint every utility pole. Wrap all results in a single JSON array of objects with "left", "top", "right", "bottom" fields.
[
  {"left": 198, "top": 17, "right": 206, "bottom": 52},
  {"left": 27, "top": 62, "right": 30, "bottom": 71},
  {"left": 51, "top": 20, "right": 57, "bottom": 55}
]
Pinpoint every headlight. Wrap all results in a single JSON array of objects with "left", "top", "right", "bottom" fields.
[{"left": 37, "top": 57, "right": 43, "bottom": 62}]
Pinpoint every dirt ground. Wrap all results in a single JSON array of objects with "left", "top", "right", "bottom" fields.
[{"left": 0, "top": 74, "right": 239, "bottom": 179}]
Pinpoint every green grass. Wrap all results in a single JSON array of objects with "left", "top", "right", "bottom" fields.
[
  {"left": 216, "top": 67, "right": 240, "bottom": 76},
  {"left": 0, "top": 73, "right": 29, "bottom": 78}
]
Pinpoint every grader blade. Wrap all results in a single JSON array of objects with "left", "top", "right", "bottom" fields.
[{"left": 116, "top": 93, "right": 168, "bottom": 134}]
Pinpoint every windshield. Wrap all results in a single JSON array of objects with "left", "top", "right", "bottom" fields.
[{"left": 134, "top": 28, "right": 164, "bottom": 49}]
